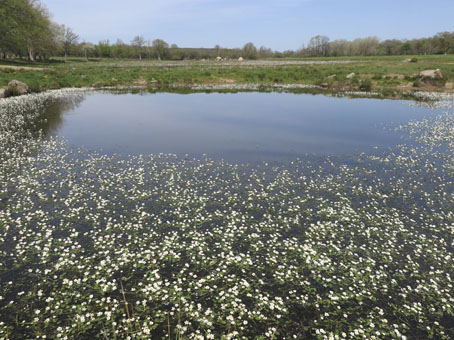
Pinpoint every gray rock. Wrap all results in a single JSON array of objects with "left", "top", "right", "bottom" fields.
[
  {"left": 327, "top": 74, "right": 336, "bottom": 79},
  {"left": 419, "top": 69, "right": 443, "bottom": 79},
  {"left": 403, "top": 58, "right": 412, "bottom": 63},
  {"left": 0, "top": 88, "right": 6, "bottom": 99},
  {"left": 92, "top": 81, "right": 105, "bottom": 87},
  {"left": 8, "top": 80, "right": 30, "bottom": 95},
  {"left": 346, "top": 72, "right": 356, "bottom": 79}
]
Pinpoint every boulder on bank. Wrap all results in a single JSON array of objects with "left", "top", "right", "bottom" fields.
[
  {"left": 419, "top": 69, "right": 443, "bottom": 79},
  {"left": 346, "top": 72, "right": 356, "bottom": 79},
  {"left": 238, "top": 57, "right": 244, "bottom": 61},
  {"left": 403, "top": 58, "right": 412, "bottom": 63},
  {"left": 92, "top": 81, "right": 105, "bottom": 87},
  {"left": 133, "top": 77, "right": 147, "bottom": 86},
  {"left": 8, "top": 80, "right": 30, "bottom": 96}
]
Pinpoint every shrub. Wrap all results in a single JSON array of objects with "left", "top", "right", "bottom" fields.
[
  {"left": 350, "top": 77, "right": 360, "bottom": 86},
  {"left": 359, "top": 79, "right": 372, "bottom": 91},
  {"left": 413, "top": 79, "right": 422, "bottom": 87},
  {"left": 381, "top": 88, "right": 396, "bottom": 97},
  {"left": 414, "top": 78, "right": 446, "bottom": 88},
  {"left": 6, "top": 85, "right": 20, "bottom": 97},
  {"left": 423, "top": 78, "right": 446, "bottom": 87},
  {"left": 372, "top": 74, "right": 382, "bottom": 80},
  {"left": 410, "top": 58, "right": 418, "bottom": 63},
  {"left": 28, "top": 80, "right": 42, "bottom": 93}
]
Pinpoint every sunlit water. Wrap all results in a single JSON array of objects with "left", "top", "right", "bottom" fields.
[{"left": 39, "top": 91, "right": 441, "bottom": 162}]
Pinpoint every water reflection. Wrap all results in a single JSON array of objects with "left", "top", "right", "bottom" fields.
[
  {"left": 34, "top": 94, "right": 86, "bottom": 135},
  {"left": 37, "top": 91, "right": 441, "bottom": 162}
]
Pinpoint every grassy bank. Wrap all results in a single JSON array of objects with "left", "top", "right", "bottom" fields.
[{"left": 1, "top": 55, "right": 454, "bottom": 95}]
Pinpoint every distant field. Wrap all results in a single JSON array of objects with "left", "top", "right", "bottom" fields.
[{"left": 1, "top": 55, "right": 454, "bottom": 94}]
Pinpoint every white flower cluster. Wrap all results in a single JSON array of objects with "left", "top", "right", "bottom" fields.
[
  {"left": 0, "top": 90, "right": 453, "bottom": 339},
  {"left": 189, "top": 83, "right": 320, "bottom": 91}
]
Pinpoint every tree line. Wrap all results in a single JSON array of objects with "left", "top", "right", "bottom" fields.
[
  {"left": 297, "top": 33, "right": 454, "bottom": 57},
  {"left": 69, "top": 39, "right": 273, "bottom": 60},
  {"left": 0, "top": 0, "right": 79, "bottom": 61},
  {"left": 1, "top": 1, "right": 454, "bottom": 61},
  {"left": 63, "top": 32, "right": 454, "bottom": 60}
]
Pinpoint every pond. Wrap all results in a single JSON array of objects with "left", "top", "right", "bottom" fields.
[
  {"left": 1, "top": 89, "right": 454, "bottom": 339},
  {"left": 39, "top": 91, "right": 440, "bottom": 162}
]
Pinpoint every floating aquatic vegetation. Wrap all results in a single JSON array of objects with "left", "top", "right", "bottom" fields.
[
  {"left": 407, "top": 92, "right": 454, "bottom": 110},
  {"left": 188, "top": 83, "right": 320, "bottom": 91},
  {"left": 0, "top": 90, "right": 453, "bottom": 339}
]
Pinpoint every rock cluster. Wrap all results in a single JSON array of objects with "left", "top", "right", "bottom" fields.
[
  {"left": 8, "top": 79, "right": 30, "bottom": 95},
  {"left": 419, "top": 69, "right": 443, "bottom": 79}
]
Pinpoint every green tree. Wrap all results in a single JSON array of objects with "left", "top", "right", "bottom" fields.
[
  {"left": 400, "top": 42, "right": 413, "bottom": 55},
  {"left": 152, "top": 39, "right": 169, "bottom": 60},
  {"left": 242, "top": 42, "right": 257, "bottom": 59},
  {"left": 95, "top": 40, "right": 112, "bottom": 58},
  {"left": 0, "top": 0, "right": 55, "bottom": 60}
]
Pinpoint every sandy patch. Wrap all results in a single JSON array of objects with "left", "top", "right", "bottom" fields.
[
  {"left": 215, "top": 78, "right": 237, "bottom": 83},
  {"left": 0, "top": 65, "right": 45, "bottom": 71},
  {"left": 383, "top": 73, "right": 405, "bottom": 79},
  {"left": 133, "top": 77, "right": 147, "bottom": 86}
]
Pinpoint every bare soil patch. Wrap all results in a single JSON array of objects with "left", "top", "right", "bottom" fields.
[
  {"left": 215, "top": 77, "right": 237, "bottom": 83},
  {"left": 383, "top": 73, "right": 405, "bottom": 79},
  {"left": 0, "top": 65, "right": 45, "bottom": 71}
]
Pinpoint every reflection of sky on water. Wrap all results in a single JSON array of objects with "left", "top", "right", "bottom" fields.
[{"left": 41, "top": 92, "right": 441, "bottom": 162}]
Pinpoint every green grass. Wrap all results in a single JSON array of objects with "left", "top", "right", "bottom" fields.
[{"left": 1, "top": 55, "right": 454, "bottom": 94}]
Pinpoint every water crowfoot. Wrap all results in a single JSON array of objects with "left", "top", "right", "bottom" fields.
[{"left": 0, "top": 90, "right": 454, "bottom": 339}]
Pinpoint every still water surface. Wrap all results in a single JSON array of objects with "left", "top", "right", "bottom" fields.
[{"left": 41, "top": 92, "right": 439, "bottom": 162}]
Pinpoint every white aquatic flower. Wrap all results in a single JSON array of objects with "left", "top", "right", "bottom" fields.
[{"left": 1, "top": 89, "right": 454, "bottom": 339}]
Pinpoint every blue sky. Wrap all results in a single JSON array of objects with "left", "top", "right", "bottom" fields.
[{"left": 43, "top": 0, "right": 454, "bottom": 50}]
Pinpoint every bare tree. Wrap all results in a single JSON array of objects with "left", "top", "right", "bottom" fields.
[
  {"left": 81, "top": 42, "right": 95, "bottom": 60},
  {"left": 214, "top": 44, "right": 221, "bottom": 57},
  {"left": 308, "top": 35, "right": 330, "bottom": 56},
  {"left": 258, "top": 46, "right": 273, "bottom": 59},
  {"left": 131, "top": 35, "right": 145, "bottom": 60},
  {"left": 61, "top": 25, "right": 79, "bottom": 61}
]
